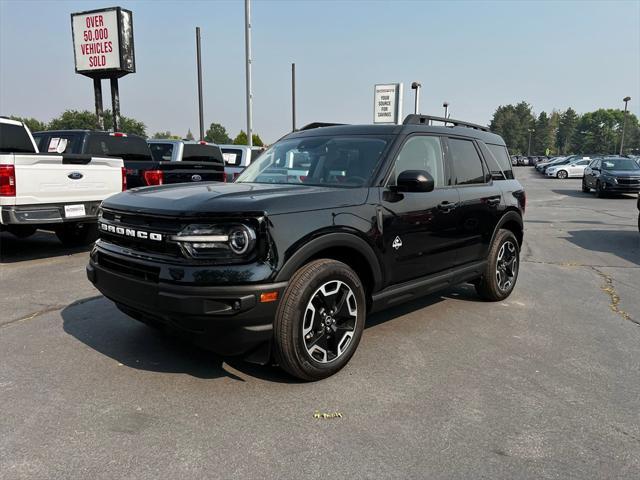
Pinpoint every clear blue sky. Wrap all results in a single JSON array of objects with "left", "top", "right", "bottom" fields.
[{"left": 1, "top": 0, "right": 639, "bottom": 142}]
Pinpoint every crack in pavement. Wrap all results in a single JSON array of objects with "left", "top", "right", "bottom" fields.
[
  {"left": 590, "top": 266, "right": 638, "bottom": 327},
  {"left": 1, "top": 296, "right": 102, "bottom": 329}
]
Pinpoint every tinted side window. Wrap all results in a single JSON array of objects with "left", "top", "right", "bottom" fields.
[
  {"left": 222, "top": 148, "right": 243, "bottom": 166},
  {"left": 0, "top": 123, "right": 36, "bottom": 153},
  {"left": 486, "top": 143, "right": 514, "bottom": 180},
  {"left": 149, "top": 143, "right": 174, "bottom": 161},
  {"left": 449, "top": 138, "right": 485, "bottom": 185},
  {"left": 389, "top": 136, "right": 445, "bottom": 188},
  {"left": 85, "top": 134, "right": 152, "bottom": 161}
]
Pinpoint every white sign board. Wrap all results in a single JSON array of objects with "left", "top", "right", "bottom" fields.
[
  {"left": 374, "top": 83, "right": 403, "bottom": 124},
  {"left": 71, "top": 10, "right": 121, "bottom": 72}
]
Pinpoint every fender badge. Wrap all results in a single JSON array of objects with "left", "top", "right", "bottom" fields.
[{"left": 392, "top": 236, "right": 402, "bottom": 250}]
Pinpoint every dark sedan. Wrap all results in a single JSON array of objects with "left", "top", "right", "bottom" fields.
[{"left": 582, "top": 157, "right": 640, "bottom": 197}]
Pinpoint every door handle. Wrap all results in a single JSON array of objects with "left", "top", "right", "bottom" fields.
[
  {"left": 437, "top": 201, "right": 458, "bottom": 212},
  {"left": 486, "top": 197, "right": 501, "bottom": 206}
]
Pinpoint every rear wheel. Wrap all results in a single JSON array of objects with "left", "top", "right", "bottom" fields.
[
  {"left": 557, "top": 170, "right": 568, "bottom": 179},
  {"left": 274, "top": 259, "right": 366, "bottom": 381},
  {"left": 55, "top": 222, "right": 98, "bottom": 247},
  {"left": 475, "top": 229, "right": 520, "bottom": 301},
  {"left": 581, "top": 178, "right": 590, "bottom": 192}
]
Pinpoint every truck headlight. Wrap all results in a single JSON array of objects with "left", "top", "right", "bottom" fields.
[{"left": 171, "top": 224, "right": 256, "bottom": 258}]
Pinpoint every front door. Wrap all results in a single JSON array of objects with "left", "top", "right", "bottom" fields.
[{"left": 380, "top": 135, "right": 461, "bottom": 285}]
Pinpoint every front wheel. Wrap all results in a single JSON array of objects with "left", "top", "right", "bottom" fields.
[
  {"left": 581, "top": 178, "right": 590, "bottom": 192},
  {"left": 475, "top": 229, "right": 520, "bottom": 301},
  {"left": 557, "top": 170, "right": 568, "bottom": 179},
  {"left": 596, "top": 181, "right": 606, "bottom": 198},
  {"left": 274, "top": 259, "right": 366, "bottom": 381},
  {"left": 55, "top": 222, "right": 98, "bottom": 247}
]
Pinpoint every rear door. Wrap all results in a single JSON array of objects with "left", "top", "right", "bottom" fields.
[{"left": 446, "top": 137, "right": 502, "bottom": 266}]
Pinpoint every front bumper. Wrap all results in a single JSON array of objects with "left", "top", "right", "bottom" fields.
[
  {"left": 87, "top": 248, "right": 287, "bottom": 357},
  {"left": 0, "top": 201, "right": 101, "bottom": 225},
  {"left": 600, "top": 180, "right": 640, "bottom": 193}
]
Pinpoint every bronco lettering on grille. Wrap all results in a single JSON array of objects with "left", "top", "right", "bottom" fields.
[{"left": 99, "top": 222, "right": 163, "bottom": 241}]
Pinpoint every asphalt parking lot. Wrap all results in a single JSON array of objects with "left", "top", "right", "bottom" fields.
[{"left": 1, "top": 167, "right": 638, "bottom": 480}]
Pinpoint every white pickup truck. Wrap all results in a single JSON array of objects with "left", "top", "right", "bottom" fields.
[{"left": 0, "top": 117, "right": 125, "bottom": 246}]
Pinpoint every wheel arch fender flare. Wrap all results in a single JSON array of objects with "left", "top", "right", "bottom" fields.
[
  {"left": 275, "top": 232, "right": 383, "bottom": 292},
  {"left": 490, "top": 209, "right": 524, "bottom": 247}
]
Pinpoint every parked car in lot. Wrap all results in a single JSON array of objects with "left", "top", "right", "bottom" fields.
[
  {"left": 582, "top": 157, "right": 640, "bottom": 197},
  {"left": 546, "top": 158, "right": 592, "bottom": 178},
  {"left": 536, "top": 156, "right": 565, "bottom": 172},
  {"left": 1, "top": 118, "right": 124, "bottom": 245},
  {"left": 87, "top": 114, "right": 525, "bottom": 380},
  {"left": 219, "top": 145, "right": 265, "bottom": 181},
  {"left": 539, "top": 155, "right": 591, "bottom": 174},
  {"left": 147, "top": 139, "right": 226, "bottom": 182},
  {"left": 33, "top": 130, "right": 224, "bottom": 188}
]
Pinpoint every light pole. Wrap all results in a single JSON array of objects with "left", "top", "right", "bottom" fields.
[
  {"left": 291, "top": 63, "right": 296, "bottom": 131},
  {"left": 443, "top": 102, "right": 449, "bottom": 119},
  {"left": 244, "top": 0, "right": 253, "bottom": 147},
  {"left": 528, "top": 128, "right": 534, "bottom": 156},
  {"left": 196, "top": 27, "right": 204, "bottom": 141},
  {"left": 619, "top": 96, "right": 631, "bottom": 155},
  {"left": 411, "top": 82, "right": 421, "bottom": 114}
]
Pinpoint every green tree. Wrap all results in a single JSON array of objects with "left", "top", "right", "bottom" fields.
[
  {"left": 151, "top": 131, "right": 180, "bottom": 139},
  {"left": 490, "top": 101, "right": 535, "bottom": 154},
  {"left": 572, "top": 108, "right": 637, "bottom": 154},
  {"left": 557, "top": 108, "right": 579, "bottom": 154},
  {"left": 205, "top": 122, "right": 231, "bottom": 144},
  {"left": 252, "top": 134, "right": 264, "bottom": 147},
  {"left": 9, "top": 116, "right": 47, "bottom": 133},
  {"left": 533, "top": 112, "right": 554, "bottom": 156},
  {"left": 47, "top": 109, "right": 146, "bottom": 137},
  {"left": 185, "top": 129, "right": 195, "bottom": 141},
  {"left": 233, "top": 130, "right": 248, "bottom": 145}
]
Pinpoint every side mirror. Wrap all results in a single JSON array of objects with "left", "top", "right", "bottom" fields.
[{"left": 394, "top": 170, "right": 435, "bottom": 193}]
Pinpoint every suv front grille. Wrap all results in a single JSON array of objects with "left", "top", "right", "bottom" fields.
[
  {"left": 616, "top": 177, "right": 640, "bottom": 186},
  {"left": 97, "top": 252, "right": 160, "bottom": 283}
]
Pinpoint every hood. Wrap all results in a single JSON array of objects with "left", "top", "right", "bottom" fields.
[
  {"left": 102, "top": 181, "right": 369, "bottom": 217},
  {"left": 602, "top": 169, "right": 640, "bottom": 177}
]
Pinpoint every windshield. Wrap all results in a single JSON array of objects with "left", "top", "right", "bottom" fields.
[
  {"left": 235, "top": 135, "right": 390, "bottom": 187},
  {"left": 601, "top": 158, "right": 640, "bottom": 171}
]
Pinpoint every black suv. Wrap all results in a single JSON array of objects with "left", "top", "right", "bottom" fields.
[{"left": 87, "top": 115, "right": 525, "bottom": 380}]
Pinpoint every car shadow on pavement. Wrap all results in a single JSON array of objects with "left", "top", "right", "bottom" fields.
[
  {"left": 0, "top": 231, "right": 90, "bottom": 263},
  {"left": 551, "top": 188, "right": 637, "bottom": 200},
  {"left": 61, "top": 296, "right": 298, "bottom": 383},
  {"left": 566, "top": 229, "right": 640, "bottom": 266}
]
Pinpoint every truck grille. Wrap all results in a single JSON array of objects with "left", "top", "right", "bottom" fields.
[{"left": 97, "top": 252, "right": 160, "bottom": 283}]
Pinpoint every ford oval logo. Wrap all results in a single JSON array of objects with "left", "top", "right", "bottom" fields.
[
  {"left": 68, "top": 172, "right": 83, "bottom": 180},
  {"left": 191, "top": 174, "right": 202, "bottom": 182}
]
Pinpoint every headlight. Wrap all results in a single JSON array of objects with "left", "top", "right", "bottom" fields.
[{"left": 171, "top": 224, "right": 257, "bottom": 259}]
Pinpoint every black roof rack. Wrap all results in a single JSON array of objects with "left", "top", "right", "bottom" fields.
[
  {"left": 403, "top": 114, "right": 490, "bottom": 132},
  {"left": 299, "top": 122, "right": 346, "bottom": 131}
]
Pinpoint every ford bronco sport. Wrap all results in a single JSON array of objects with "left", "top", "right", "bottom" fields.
[{"left": 87, "top": 115, "right": 525, "bottom": 381}]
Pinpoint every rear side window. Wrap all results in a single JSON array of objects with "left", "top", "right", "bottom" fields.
[
  {"left": 32, "top": 132, "right": 47, "bottom": 151},
  {"left": 222, "top": 148, "right": 243, "bottom": 166},
  {"left": 182, "top": 144, "right": 223, "bottom": 163},
  {"left": 149, "top": 143, "right": 174, "bottom": 161},
  {"left": 45, "top": 135, "right": 81, "bottom": 154},
  {"left": 482, "top": 143, "right": 514, "bottom": 180},
  {"left": 448, "top": 138, "right": 486, "bottom": 185},
  {"left": 0, "top": 123, "right": 36, "bottom": 153},
  {"left": 85, "top": 134, "right": 152, "bottom": 161}
]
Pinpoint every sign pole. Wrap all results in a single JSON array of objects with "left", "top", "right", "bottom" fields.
[
  {"left": 93, "top": 78, "right": 104, "bottom": 130},
  {"left": 110, "top": 77, "right": 120, "bottom": 132},
  {"left": 291, "top": 63, "right": 296, "bottom": 131},
  {"left": 196, "top": 27, "right": 205, "bottom": 141},
  {"left": 244, "top": 0, "right": 253, "bottom": 147}
]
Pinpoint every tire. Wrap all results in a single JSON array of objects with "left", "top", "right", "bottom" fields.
[
  {"left": 581, "top": 178, "right": 590, "bottom": 193},
  {"left": 7, "top": 225, "right": 37, "bottom": 238},
  {"left": 273, "top": 259, "right": 366, "bottom": 381},
  {"left": 55, "top": 222, "right": 98, "bottom": 247},
  {"left": 557, "top": 170, "right": 568, "bottom": 179},
  {"left": 475, "top": 229, "right": 520, "bottom": 301},
  {"left": 596, "top": 181, "right": 606, "bottom": 198}
]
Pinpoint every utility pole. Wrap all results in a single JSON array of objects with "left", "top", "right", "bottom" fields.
[
  {"left": 244, "top": 0, "right": 253, "bottom": 147},
  {"left": 528, "top": 128, "right": 535, "bottom": 156},
  {"left": 110, "top": 78, "right": 120, "bottom": 132},
  {"left": 196, "top": 27, "right": 205, "bottom": 141},
  {"left": 410, "top": 82, "right": 421, "bottom": 114},
  {"left": 443, "top": 102, "right": 449, "bottom": 124},
  {"left": 93, "top": 78, "right": 104, "bottom": 130},
  {"left": 620, "top": 96, "right": 631, "bottom": 155},
  {"left": 291, "top": 63, "right": 296, "bottom": 131}
]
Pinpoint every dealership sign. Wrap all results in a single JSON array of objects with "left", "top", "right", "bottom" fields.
[
  {"left": 71, "top": 7, "right": 135, "bottom": 78},
  {"left": 373, "top": 83, "right": 403, "bottom": 124}
]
